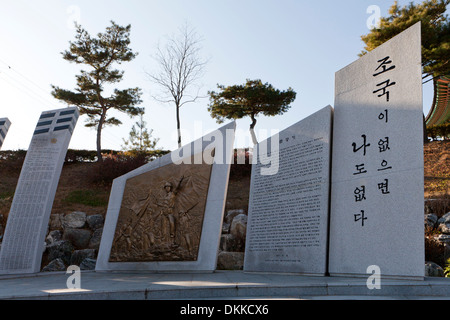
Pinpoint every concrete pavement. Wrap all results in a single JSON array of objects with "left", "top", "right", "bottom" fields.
[{"left": 0, "top": 271, "right": 449, "bottom": 300}]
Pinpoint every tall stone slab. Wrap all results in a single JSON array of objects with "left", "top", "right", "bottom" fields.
[
  {"left": 0, "top": 107, "right": 79, "bottom": 274},
  {"left": 0, "top": 118, "right": 11, "bottom": 150},
  {"left": 244, "top": 106, "right": 333, "bottom": 275},
  {"left": 329, "top": 23, "right": 424, "bottom": 279},
  {"left": 96, "top": 122, "right": 236, "bottom": 272}
]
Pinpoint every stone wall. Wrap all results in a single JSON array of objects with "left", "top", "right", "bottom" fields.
[{"left": 41, "top": 211, "right": 103, "bottom": 271}]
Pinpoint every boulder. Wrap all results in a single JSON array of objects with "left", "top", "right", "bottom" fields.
[
  {"left": 222, "top": 209, "right": 246, "bottom": 234},
  {"left": 46, "top": 230, "right": 63, "bottom": 245},
  {"left": 87, "top": 214, "right": 104, "bottom": 230},
  {"left": 42, "top": 258, "right": 67, "bottom": 272},
  {"left": 49, "top": 214, "right": 63, "bottom": 230},
  {"left": 46, "top": 240, "right": 74, "bottom": 266},
  {"left": 217, "top": 252, "right": 244, "bottom": 270},
  {"left": 425, "top": 261, "right": 445, "bottom": 277},
  {"left": 435, "top": 234, "right": 450, "bottom": 245},
  {"left": 425, "top": 214, "right": 438, "bottom": 229},
  {"left": 63, "top": 229, "right": 92, "bottom": 250},
  {"left": 88, "top": 228, "right": 103, "bottom": 250},
  {"left": 70, "top": 249, "right": 96, "bottom": 266},
  {"left": 438, "top": 212, "right": 450, "bottom": 234},
  {"left": 220, "top": 234, "right": 244, "bottom": 252},
  {"left": 80, "top": 258, "right": 97, "bottom": 271},
  {"left": 63, "top": 212, "right": 87, "bottom": 229},
  {"left": 230, "top": 214, "right": 247, "bottom": 240}
]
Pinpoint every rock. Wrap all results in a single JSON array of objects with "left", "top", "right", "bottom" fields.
[
  {"left": 46, "top": 230, "right": 63, "bottom": 245},
  {"left": 88, "top": 228, "right": 103, "bottom": 250},
  {"left": 425, "top": 214, "right": 438, "bottom": 229},
  {"left": 63, "top": 212, "right": 87, "bottom": 229},
  {"left": 220, "top": 234, "right": 244, "bottom": 252},
  {"left": 49, "top": 214, "right": 63, "bottom": 230},
  {"left": 46, "top": 240, "right": 74, "bottom": 266},
  {"left": 438, "top": 213, "right": 450, "bottom": 234},
  {"left": 439, "top": 223, "right": 450, "bottom": 234},
  {"left": 438, "top": 212, "right": 450, "bottom": 224},
  {"left": 42, "top": 258, "right": 67, "bottom": 272},
  {"left": 230, "top": 214, "right": 247, "bottom": 240},
  {"left": 87, "top": 214, "right": 104, "bottom": 230},
  {"left": 425, "top": 261, "right": 445, "bottom": 277},
  {"left": 222, "top": 210, "right": 246, "bottom": 235},
  {"left": 225, "top": 209, "right": 245, "bottom": 224},
  {"left": 70, "top": 249, "right": 96, "bottom": 266},
  {"left": 435, "top": 234, "right": 450, "bottom": 245},
  {"left": 222, "top": 222, "right": 231, "bottom": 234},
  {"left": 63, "top": 228, "right": 92, "bottom": 249},
  {"left": 80, "top": 258, "right": 97, "bottom": 271},
  {"left": 217, "top": 252, "right": 244, "bottom": 270}
]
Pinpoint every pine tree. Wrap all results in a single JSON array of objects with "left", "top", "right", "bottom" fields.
[
  {"left": 208, "top": 79, "right": 296, "bottom": 144},
  {"left": 122, "top": 109, "right": 159, "bottom": 155},
  {"left": 52, "top": 21, "right": 143, "bottom": 161},
  {"left": 360, "top": 0, "right": 450, "bottom": 83}
]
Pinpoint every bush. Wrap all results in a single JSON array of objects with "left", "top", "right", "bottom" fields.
[
  {"left": 445, "top": 259, "right": 450, "bottom": 278},
  {"left": 427, "top": 122, "right": 450, "bottom": 141},
  {"left": 89, "top": 152, "right": 149, "bottom": 185},
  {"left": 0, "top": 150, "right": 26, "bottom": 172},
  {"left": 425, "top": 195, "right": 450, "bottom": 219},
  {"left": 229, "top": 149, "right": 252, "bottom": 179},
  {"left": 425, "top": 236, "right": 447, "bottom": 268}
]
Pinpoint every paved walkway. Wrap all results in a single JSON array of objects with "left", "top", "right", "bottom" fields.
[{"left": 0, "top": 271, "right": 449, "bottom": 300}]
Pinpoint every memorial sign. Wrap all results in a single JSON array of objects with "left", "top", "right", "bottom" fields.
[
  {"left": 96, "top": 122, "right": 236, "bottom": 272},
  {"left": 328, "top": 23, "right": 424, "bottom": 279},
  {"left": 0, "top": 107, "right": 79, "bottom": 274},
  {"left": 244, "top": 106, "right": 333, "bottom": 275},
  {"left": 0, "top": 118, "right": 11, "bottom": 150}
]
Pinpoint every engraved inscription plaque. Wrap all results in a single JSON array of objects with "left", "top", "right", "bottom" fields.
[
  {"left": 0, "top": 118, "right": 11, "bottom": 150},
  {"left": 0, "top": 107, "right": 79, "bottom": 274},
  {"left": 110, "top": 158, "right": 212, "bottom": 262},
  {"left": 244, "top": 106, "right": 332, "bottom": 275}
]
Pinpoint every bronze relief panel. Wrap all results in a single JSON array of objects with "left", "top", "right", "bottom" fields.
[{"left": 109, "top": 158, "right": 213, "bottom": 262}]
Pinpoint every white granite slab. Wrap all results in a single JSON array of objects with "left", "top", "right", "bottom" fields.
[
  {"left": 0, "top": 107, "right": 79, "bottom": 274},
  {"left": 329, "top": 23, "right": 424, "bottom": 279},
  {"left": 96, "top": 122, "right": 236, "bottom": 272},
  {"left": 244, "top": 106, "right": 333, "bottom": 275}
]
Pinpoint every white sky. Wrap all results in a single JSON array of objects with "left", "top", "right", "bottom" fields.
[{"left": 0, "top": 0, "right": 437, "bottom": 152}]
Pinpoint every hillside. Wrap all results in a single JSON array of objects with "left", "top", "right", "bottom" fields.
[{"left": 0, "top": 141, "right": 448, "bottom": 227}]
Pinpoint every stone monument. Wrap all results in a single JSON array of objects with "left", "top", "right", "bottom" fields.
[
  {"left": 0, "top": 118, "right": 11, "bottom": 150},
  {"left": 328, "top": 23, "right": 424, "bottom": 279},
  {"left": 0, "top": 107, "right": 79, "bottom": 274},
  {"left": 244, "top": 106, "right": 333, "bottom": 275},
  {"left": 96, "top": 122, "right": 236, "bottom": 272}
]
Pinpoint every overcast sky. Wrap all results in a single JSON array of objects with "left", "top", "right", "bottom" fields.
[{"left": 0, "top": 0, "right": 437, "bottom": 151}]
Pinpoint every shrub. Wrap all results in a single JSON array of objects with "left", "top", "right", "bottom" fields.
[
  {"left": 425, "top": 236, "right": 446, "bottom": 268},
  {"left": 89, "top": 152, "right": 149, "bottom": 185},
  {"left": 427, "top": 122, "right": 450, "bottom": 141},
  {"left": 229, "top": 149, "right": 252, "bottom": 179},
  {"left": 445, "top": 259, "right": 450, "bottom": 278}
]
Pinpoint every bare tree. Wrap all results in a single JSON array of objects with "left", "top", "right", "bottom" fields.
[{"left": 147, "top": 24, "right": 208, "bottom": 148}]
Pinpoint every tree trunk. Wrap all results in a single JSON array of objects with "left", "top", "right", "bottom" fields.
[
  {"left": 176, "top": 104, "right": 182, "bottom": 148},
  {"left": 96, "top": 112, "right": 106, "bottom": 162},
  {"left": 250, "top": 114, "right": 258, "bottom": 145}
]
